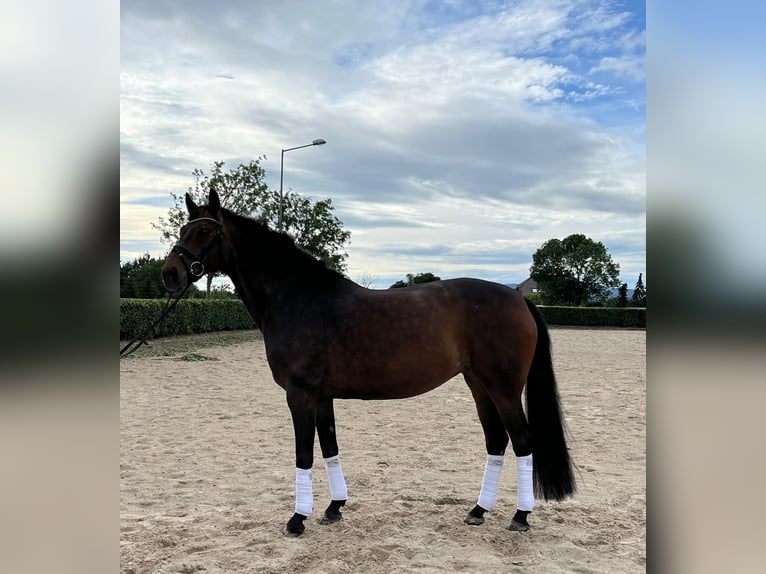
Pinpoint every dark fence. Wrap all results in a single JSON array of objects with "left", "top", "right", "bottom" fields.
[{"left": 538, "top": 306, "right": 645, "bottom": 328}]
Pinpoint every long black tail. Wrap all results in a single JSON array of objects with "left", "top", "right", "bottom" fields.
[{"left": 523, "top": 299, "right": 576, "bottom": 500}]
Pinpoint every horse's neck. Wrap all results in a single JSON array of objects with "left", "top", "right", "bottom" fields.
[
  {"left": 227, "top": 264, "right": 269, "bottom": 329},
  {"left": 224, "top": 231, "right": 344, "bottom": 331}
]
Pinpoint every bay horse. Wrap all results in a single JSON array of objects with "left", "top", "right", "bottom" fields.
[{"left": 161, "top": 188, "right": 575, "bottom": 536}]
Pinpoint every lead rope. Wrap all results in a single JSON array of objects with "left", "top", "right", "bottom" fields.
[{"left": 119, "top": 281, "right": 192, "bottom": 358}]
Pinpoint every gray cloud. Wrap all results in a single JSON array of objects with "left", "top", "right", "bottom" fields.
[
  {"left": 120, "top": 141, "right": 194, "bottom": 176},
  {"left": 120, "top": 0, "right": 645, "bottom": 284},
  {"left": 340, "top": 212, "right": 437, "bottom": 230}
]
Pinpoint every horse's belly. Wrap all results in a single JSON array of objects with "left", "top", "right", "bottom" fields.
[{"left": 325, "top": 351, "right": 461, "bottom": 400}]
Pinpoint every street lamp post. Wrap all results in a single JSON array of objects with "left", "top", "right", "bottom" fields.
[{"left": 278, "top": 138, "right": 327, "bottom": 232}]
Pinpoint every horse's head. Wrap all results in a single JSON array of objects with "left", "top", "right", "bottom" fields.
[{"left": 161, "top": 188, "right": 225, "bottom": 292}]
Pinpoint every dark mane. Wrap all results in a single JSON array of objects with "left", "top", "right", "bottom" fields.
[{"left": 220, "top": 208, "right": 345, "bottom": 285}]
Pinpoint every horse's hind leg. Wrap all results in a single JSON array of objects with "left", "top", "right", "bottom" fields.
[
  {"left": 463, "top": 372, "right": 509, "bottom": 526},
  {"left": 316, "top": 398, "right": 348, "bottom": 525},
  {"left": 483, "top": 374, "right": 535, "bottom": 532},
  {"left": 465, "top": 368, "right": 536, "bottom": 532}
]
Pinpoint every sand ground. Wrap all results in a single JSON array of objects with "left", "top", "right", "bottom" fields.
[{"left": 120, "top": 327, "right": 645, "bottom": 574}]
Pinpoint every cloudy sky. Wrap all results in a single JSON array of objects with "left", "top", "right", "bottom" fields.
[{"left": 120, "top": 0, "right": 645, "bottom": 289}]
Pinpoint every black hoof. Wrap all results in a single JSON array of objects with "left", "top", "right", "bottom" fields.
[
  {"left": 319, "top": 500, "right": 346, "bottom": 525},
  {"left": 464, "top": 504, "right": 487, "bottom": 526},
  {"left": 284, "top": 513, "right": 307, "bottom": 537},
  {"left": 508, "top": 509, "right": 530, "bottom": 532},
  {"left": 464, "top": 514, "right": 485, "bottom": 526},
  {"left": 319, "top": 511, "right": 342, "bottom": 525}
]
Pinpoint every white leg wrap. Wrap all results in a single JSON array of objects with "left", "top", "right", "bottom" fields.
[
  {"left": 295, "top": 467, "right": 313, "bottom": 516},
  {"left": 477, "top": 454, "right": 505, "bottom": 510},
  {"left": 323, "top": 455, "right": 348, "bottom": 501},
  {"left": 516, "top": 454, "right": 535, "bottom": 511}
]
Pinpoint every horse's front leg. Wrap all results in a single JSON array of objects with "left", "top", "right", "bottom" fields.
[
  {"left": 316, "top": 398, "right": 348, "bottom": 525},
  {"left": 284, "top": 387, "right": 318, "bottom": 537}
]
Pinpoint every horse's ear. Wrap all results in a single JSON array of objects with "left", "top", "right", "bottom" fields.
[
  {"left": 185, "top": 193, "right": 198, "bottom": 213},
  {"left": 208, "top": 186, "right": 221, "bottom": 216}
]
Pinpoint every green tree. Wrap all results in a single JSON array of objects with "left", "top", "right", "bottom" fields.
[
  {"left": 523, "top": 292, "right": 542, "bottom": 305},
  {"left": 530, "top": 234, "right": 620, "bottom": 306},
  {"left": 278, "top": 191, "right": 351, "bottom": 273},
  {"left": 153, "top": 159, "right": 351, "bottom": 296},
  {"left": 631, "top": 273, "right": 646, "bottom": 307},
  {"left": 616, "top": 283, "right": 629, "bottom": 307},
  {"left": 208, "top": 284, "right": 239, "bottom": 299},
  {"left": 389, "top": 272, "right": 442, "bottom": 288}
]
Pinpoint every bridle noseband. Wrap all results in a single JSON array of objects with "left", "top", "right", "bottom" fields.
[{"left": 172, "top": 217, "right": 223, "bottom": 278}]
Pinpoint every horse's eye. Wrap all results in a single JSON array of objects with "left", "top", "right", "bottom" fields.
[{"left": 200, "top": 228, "right": 211, "bottom": 236}]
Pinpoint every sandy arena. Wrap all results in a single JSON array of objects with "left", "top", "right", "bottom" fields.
[{"left": 120, "top": 327, "right": 645, "bottom": 574}]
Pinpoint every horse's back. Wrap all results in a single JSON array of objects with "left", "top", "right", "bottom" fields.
[
  {"left": 347, "top": 277, "right": 534, "bottom": 350},
  {"left": 314, "top": 278, "right": 536, "bottom": 399},
  {"left": 409, "top": 278, "right": 533, "bottom": 328},
  {"left": 438, "top": 277, "right": 537, "bottom": 345}
]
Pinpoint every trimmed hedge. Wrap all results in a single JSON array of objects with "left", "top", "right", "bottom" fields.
[
  {"left": 120, "top": 299, "right": 645, "bottom": 340},
  {"left": 120, "top": 298, "right": 256, "bottom": 340},
  {"left": 538, "top": 306, "right": 645, "bottom": 328}
]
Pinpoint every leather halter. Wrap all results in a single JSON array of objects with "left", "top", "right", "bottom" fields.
[{"left": 171, "top": 217, "right": 223, "bottom": 277}]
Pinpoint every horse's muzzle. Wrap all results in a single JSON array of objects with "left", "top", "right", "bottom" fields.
[{"left": 161, "top": 265, "right": 186, "bottom": 293}]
